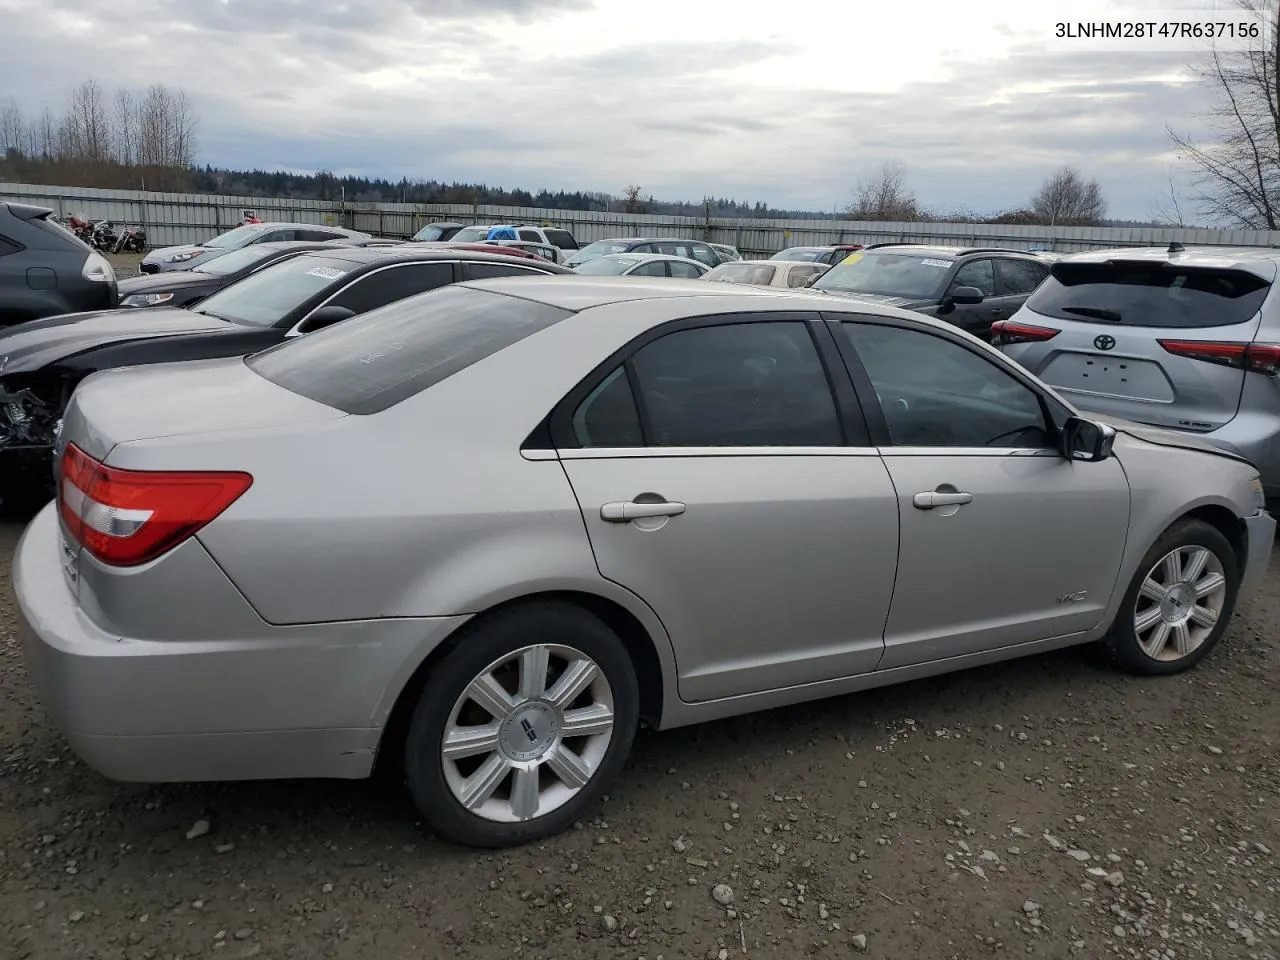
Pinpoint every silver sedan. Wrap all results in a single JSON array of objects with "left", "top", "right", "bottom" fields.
[{"left": 14, "top": 276, "right": 1274, "bottom": 848}]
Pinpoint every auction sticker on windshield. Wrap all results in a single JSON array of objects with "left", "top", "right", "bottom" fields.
[
  {"left": 921, "top": 258, "right": 952, "bottom": 268},
  {"left": 307, "top": 266, "right": 346, "bottom": 280},
  {"left": 840, "top": 252, "right": 864, "bottom": 265}
]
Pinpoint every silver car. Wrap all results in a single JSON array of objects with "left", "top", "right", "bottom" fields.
[
  {"left": 14, "top": 277, "right": 1274, "bottom": 848},
  {"left": 993, "top": 245, "right": 1280, "bottom": 493},
  {"left": 570, "top": 253, "right": 709, "bottom": 278}
]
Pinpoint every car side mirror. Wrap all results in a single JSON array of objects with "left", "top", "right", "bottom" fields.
[
  {"left": 948, "top": 285, "right": 985, "bottom": 305},
  {"left": 1061, "top": 416, "right": 1116, "bottom": 462},
  {"left": 301, "top": 304, "right": 356, "bottom": 332}
]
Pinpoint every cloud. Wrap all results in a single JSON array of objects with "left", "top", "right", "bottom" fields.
[{"left": 0, "top": 0, "right": 1230, "bottom": 220}]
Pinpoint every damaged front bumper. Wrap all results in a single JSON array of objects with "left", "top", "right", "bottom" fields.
[{"left": 0, "top": 375, "right": 63, "bottom": 506}]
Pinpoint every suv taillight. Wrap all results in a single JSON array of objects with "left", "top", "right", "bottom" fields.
[
  {"left": 59, "top": 443, "right": 252, "bottom": 567},
  {"left": 990, "top": 319, "right": 1060, "bottom": 346},
  {"left": 1157, "top": 340, "right": 1280, "bottom": 376}
]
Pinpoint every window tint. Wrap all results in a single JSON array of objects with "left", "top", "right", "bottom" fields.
[
  {"left": 572, "top": 366, "right": 643, "bottom": 447},
  {"left": 656, "top": 241, "right": 693, "bottom": 259},
  {"left": 326, "top": 262, "right": 455, "bottom": 315},
  {"left": 461, "top": 262, "right": 549, "bottom": 281},
  {"left": 690, "top": 243, "right": 720, "bottom": 267},
  {"left": 630, "top": 260, "right": 668, "bottom": 277},
  {"left": 261, "top": 229, "right": 298, "bottom": 243},
  {"left": 950, "top": 259, "right": 995, "bottom": 297},
  {"left": 630, "top": 322, "right": 844, "bottom": 447},
  {"left": 841, "top": 322, "right": 1051, "bottom": 448},
  {"left": 669, "top": 260, "right": 704, "bottom": 279},
  {"left": 0, "top": 235, "right": 22, "bottom": 256},
  {"left": 995, "top": 258, "right": 1048, "bottom": 296},
  {"left": 545, "top": 229, "right": 577, "bottom": 249},
  {"left": 518, "top": 229, "right": 541, "bottom": 242},
  {"left": 300, "top": 229, "right": 341, "bottom": 242},
  {"left": 630, "top": 243, "right": 657, "bottom": 254},
  {"left": 1026, "top": 262, "right": 1271, "bottom": 328},
  {"left": 247, "top": 285, "right": 572, "bottom": 414}
]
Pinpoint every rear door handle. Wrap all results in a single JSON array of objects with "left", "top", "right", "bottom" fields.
[
  {"left": 601, "top": 500, "right": 687, "bottom": 522},
  {"left": 913, "top": 490, "right": 974, "bottom": 509}
]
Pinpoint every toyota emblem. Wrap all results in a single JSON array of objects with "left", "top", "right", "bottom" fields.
[{"left": 1094, "top": 334, "right": 1116, "bottom": 351}]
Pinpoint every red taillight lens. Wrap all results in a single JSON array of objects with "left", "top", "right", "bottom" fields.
[
  {"left": 1157, "top": 339, "right": 1280, "bottom": 375},
  {"left": 990, "top": 320, "right": 1060, "bottom": 346},
  {"left": 58, "top": 443, "right": 252, "bottom": 567}
]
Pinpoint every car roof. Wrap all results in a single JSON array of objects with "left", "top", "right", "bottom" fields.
[
  {"left": 595, "top": 237, "right": 702, "bottom": 244},
  {"left": 1053, "top": 245, "right": 1280, "bottom": 278},
  {"left": 240, "top": 240, "right": 344, "bottom": 253},
  {"left": 602, "top": 253, "right": 704, "bottom": 263},
  {"left": 779, "top": 246, "right": 831, "bottom": 252},
  {"left": 288, "top": 247, "right": 568, "bottom": 268}
]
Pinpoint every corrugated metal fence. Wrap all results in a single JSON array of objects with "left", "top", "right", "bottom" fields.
[{"left": 5, "top": 180, "right": 1280, "bottom": 256}]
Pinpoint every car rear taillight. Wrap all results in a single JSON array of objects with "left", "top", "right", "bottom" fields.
[
  {"left": 990, "top": 320, "right": 1060, "bottom": 346},
  {"left": 58, "top": 443, "right": 252, "bottom": 567},
  {"left": 1157, "top": 340, "right": 1280, "bottom": 375}
]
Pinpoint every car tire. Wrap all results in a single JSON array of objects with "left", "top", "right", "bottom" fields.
[
  {"left": 403, "top": 600, "right": 639, "bottom": 848},
  {"left": 1104, "top": 519, "right": 1239, "bottom": 676}
]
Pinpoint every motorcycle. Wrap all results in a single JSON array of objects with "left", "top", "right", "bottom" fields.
[
  {"left": 112, "top": 225, "right": 147, "bottom": 254},
  {"left": 90, "top": 220, "right": 117, "bottom": 251},
  {"left": 67, "top": 216, "right": 95, "bottom": 245}
]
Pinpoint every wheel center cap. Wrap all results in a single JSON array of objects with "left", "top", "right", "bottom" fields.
[
  {"left": 1160, "top": 582, "right": 1196, "bottom": 624},
  {"left": 500, "top": 700, "right": 558, "bottom": 762}
]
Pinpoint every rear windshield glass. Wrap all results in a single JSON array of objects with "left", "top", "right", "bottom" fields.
[
  {"left": 706, "top": 262, "right": 776, "bottom": 285},
  {"left": 1027, "top": 262, "right": 1271, "bottom": 328},
  {"left": 246, "top": 285, "right": 572, "bottom": 414},
  {"left": 773, "top": 248, "right": 825, "bottom": 261},
  {"left": 568, "top": 241, "right": 632, "bottom": 263}
]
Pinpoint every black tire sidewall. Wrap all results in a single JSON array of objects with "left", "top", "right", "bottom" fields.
[
  {"left": 1108, "top": 519, "right": 1240, "bottom": 675},
  {"left": 404, "top": 601, "right": 640, "bottom": 848}
]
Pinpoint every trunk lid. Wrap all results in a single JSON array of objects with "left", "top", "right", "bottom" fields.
[{"left": 1000, "top": 258, "right": 1274, "bottom": 432}]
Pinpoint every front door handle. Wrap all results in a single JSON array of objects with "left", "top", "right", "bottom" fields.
[
  {"left": 913, "top": 490, "right": 974, "bottom": 510},
  {"left": 601, "top": 499, "right": 687, "bottom": 522}
]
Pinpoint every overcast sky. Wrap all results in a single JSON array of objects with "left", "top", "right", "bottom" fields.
[{"left": 0, "top": 0, "right": 1245, "bottom": 220}]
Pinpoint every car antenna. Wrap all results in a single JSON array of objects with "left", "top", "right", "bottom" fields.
[{"left": 1168, "top": 241, "right": 1184, "bottom": 254}]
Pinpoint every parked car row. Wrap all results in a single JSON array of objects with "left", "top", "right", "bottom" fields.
[{"left": 1, "top": 199, "right": 1275, "bottom": 851}]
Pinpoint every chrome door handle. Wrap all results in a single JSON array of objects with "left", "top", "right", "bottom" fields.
[
  {"left": 601, "top": 500, "right": 687, "bottom": 522},
  {"left": 913, "top": 490, "right": 974, "bottom": 509}
]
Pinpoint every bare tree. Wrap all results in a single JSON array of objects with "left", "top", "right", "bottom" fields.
[
  {"left": 137, "top": 84, "right": 197, "bottom": 189},
  {"left": 35, "top": 106, "right": 58, "bottom": 159},
  {"left": 0, "top": 98, "right": 28, "bottom": 156},
  {"left": 622, "top": 184, "right": 644, "bottom": 213},
  {"left": 1152, "top": 171, "right": 1188, "bottom": 227},
  {"left": 112, "top": 89, "right": 140, "bottom": 167},
  {"left": 1030, "top": 167, "right": 1107, "bottom": 225},
  {"left": 1168, "top": 1, "right": 1280, "bottom": 228},
  {"left": 63, "top": 78, "right": 110, "bottom": 163},
  {"left": 847, "top": 160, "right": 920, "bottom": 221}
]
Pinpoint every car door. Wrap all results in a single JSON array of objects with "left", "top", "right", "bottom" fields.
[
  {"left": 668, "top": 260, "right": 705, "bottom": 279},
  {"left": 554, "top": 313, "right": 900, "bottom": 702},
  {"left": 989, "top": 257, "right": 1047, "bottom": 321},
  {"left": 941, "top": 258, "right": 998, "bottom": 338},
  {"left": 829, "top": 314, "right": 1130, "bottom": 669},
  {"left": 628, "top": 260, "right": 669, "bottom": 278}
]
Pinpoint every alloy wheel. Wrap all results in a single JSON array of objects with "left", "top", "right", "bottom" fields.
[
  {"left": 1132, "top": 545, "right": 1227, "bottom": 662},
  {"left": 441, "top": 644, "right": 615, "bottom": 823}
]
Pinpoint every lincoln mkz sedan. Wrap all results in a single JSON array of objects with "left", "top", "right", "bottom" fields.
[{"left": 14, "top": 277, "right": 1273, "bottom": 848}]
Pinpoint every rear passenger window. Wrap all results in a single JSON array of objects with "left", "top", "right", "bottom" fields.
[
  {"left": 325, "top": 262, "right": 454, "bottom": 315},
  {"left": 690, "top": 244, "right": 720, "bottom": 267},
  {"left": 669, "top": 260, "right": 703, "bottom": 279},
  {"left": 631, "top": 322, "right": 843, "bottom": 447},
  {"left": 996, "top": 258, "right": 1048, "bottom": 296},
  {"left": 630, "top": 261, "right": 667, "bottom": 277},
  {"left": 518, "top": 229, "right": 541, "bottom": 242},
  {"left": 462, "top": 262, "right": 547, "bottom": 281}
]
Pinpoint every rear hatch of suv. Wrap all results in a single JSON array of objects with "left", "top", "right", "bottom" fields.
[{"left": 995, "top": 256, "right": 1275, "bottom": 432}]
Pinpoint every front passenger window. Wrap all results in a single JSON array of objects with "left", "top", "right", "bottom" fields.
[
  {"left": 841, "top": 322, "right": 1051, "bottom": 448},
  {"left": 326, "top": 262, "right": 454, "bottom": 314},
  {"left": 949, "top": 259, "right": 995, "bottom": 297}
]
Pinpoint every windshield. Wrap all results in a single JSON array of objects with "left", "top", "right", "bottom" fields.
[
  {"left": 813, "top": 252, "right": 952, "bottom": 299},
  {"left": 202, "top": 224, "right": 271, "bottom": 249},
  {"left": 1027, "top": 262, "right": 1271, "bottom": 329},
  {"left": 573, "top": 256, "right": 642, "bottom": 275},
  {"left": 194, "top": 245, "right": 282, "bottom": 277},
  {"left": 772, "top": 248, "right": 825, "bottom": 262},
  {"left": 705, "top": 262, "right": 776, "bottom": 285},
  {"left": 566, "top": 241, "right": 632, "bottom": 265},
  {"left": 194, "top": 255, "right": 357, "bottom": 327},
  {"left": 450, "top": 226, "right": 494, "bottom": 243}
]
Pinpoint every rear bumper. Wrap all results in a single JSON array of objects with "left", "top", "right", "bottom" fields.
[
  {"left": 1240, "top": 510, "right": 1275, "bottom": 603},
  {"left": 14, "top": 503, "right": 467, "bottom": 783}
]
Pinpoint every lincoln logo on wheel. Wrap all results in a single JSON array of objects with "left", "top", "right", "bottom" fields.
[
  {"left": 521, "top": 718, "right": 538, "bottom": 742},
  {"left": 1094, "top": 334, "right": 1117, "bottom": 350}
]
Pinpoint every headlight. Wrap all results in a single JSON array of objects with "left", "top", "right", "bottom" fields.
[
  {"left": 1249, "top": 475, "right": 1266, "bottom": 511},
  {"left": 119, "top": 291, "right": 175, "bottom": 308},
  {"left": 166, "top": 250, "right": 203, "bottom": 263},
  {"left": 81, "top": 251, "right": 115, "bottom": 283}
]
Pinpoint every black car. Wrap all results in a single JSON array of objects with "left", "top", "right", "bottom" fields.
[
  {"left": 0, "top": 202, "right": 118, "bottom": 326},
  {"left": 116, "top": 241, "right": 357, "bottom": 310},
  {"left": 0, "top": 247, "right": 570, "bottom": 514},
  {"left": 809, "top": 245, "right": 1051, "bottom": 340}
]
